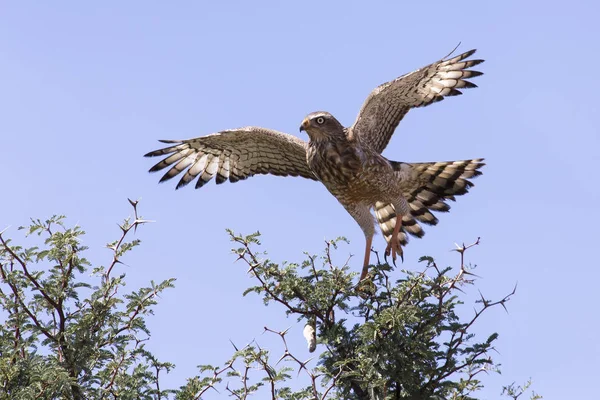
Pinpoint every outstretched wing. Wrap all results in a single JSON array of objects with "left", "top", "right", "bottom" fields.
[
  {"left": 351, "top": 49, "right": 484, "bottom": 153},
  {"left": 375, "top": 158, "right": 485, "bottom": 246},
  {"left": 145, "top": 127, "right": 317, "bottom": 189}
]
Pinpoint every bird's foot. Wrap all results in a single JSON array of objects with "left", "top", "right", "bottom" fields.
[{"left": 384, "top": 240, "right": 404, "bottom": 266}]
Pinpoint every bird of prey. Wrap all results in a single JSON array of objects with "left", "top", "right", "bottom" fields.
[{"left": 145, "top": 48, "right": 485, "bottom": 281}]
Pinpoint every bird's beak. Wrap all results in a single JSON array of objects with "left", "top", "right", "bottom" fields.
[{"left": 299, "top": 118, "right": 309, "bottom": 133}]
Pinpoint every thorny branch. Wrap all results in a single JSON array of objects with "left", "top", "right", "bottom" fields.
[
  {"left": 0, "top": 234, "right": 60, "bottom": 344},
  {"left": 0, "top": 199, "right": 162, "bottom": 400},
  {"left": 105, "top": 199, "right": 151, "bottom": 281},
  {"left": 264, "top": 326, "right": 343, "bottom": 400},
  {"left": 232, "top": 237, "right": 328, "bottom": 323},
  {"left": 229, "top": 232, "right": 518, "bottom": 399}
]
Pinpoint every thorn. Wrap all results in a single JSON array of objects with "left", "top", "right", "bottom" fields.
[
  {"left": 453, "top": 286, "right": 466, "bottom": 294},
  {"left": 452, "top": 243, "right": 465, "bottom": 254},
  {"left": 134, "top": 219, "right": 155, "bottom": 225},
  {"left": 462, "top": 269, "right": 481, "bottom": 278},
  {"left": 0, "top": 225, "right": 10, "bottom": 236},
  {"left": 477, "top": 290, "right": 489, "bottom": 306},
  {"left": 276, "top": 351, "right": 288, "bottom": 365},
  {"left": 128, "top": 198, "right": 141, "bottom": 233},
  {"left": 229, "top": 339, "right": 239, "bottom": 351},
  {"left": 297, "top": 359, "right": 312, "bottom": 376}
]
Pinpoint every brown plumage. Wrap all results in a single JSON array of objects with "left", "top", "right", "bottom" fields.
[{"left": 145, "top": 48, "right": 485, "bottom": 280}]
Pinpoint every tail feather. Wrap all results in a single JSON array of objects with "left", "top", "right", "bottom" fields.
[{"left": 375, "top": 158, "right": 484, "bottom": 246}]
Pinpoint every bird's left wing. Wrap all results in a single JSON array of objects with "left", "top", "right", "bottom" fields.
[
  {"left": 145, "top": 127, "right": 317, "bottom": 189},
  {"left": 350, "top": 49, "right": 484, "bottom": 153}
]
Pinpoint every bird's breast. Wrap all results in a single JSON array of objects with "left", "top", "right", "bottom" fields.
[
  {"left": 307, "top": 141, "right": 361, "bottom": 183},
  {"left": 306, "top": 140, "right": 392, "bottom": 201}
]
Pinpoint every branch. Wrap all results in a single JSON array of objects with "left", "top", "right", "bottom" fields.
[
  {"left": 0, "top": 232, "right": 62, "bottom": 316},
  {"left": 233, "top": 238, "right": 325, "bottom": 322},
  {"left": 0, "top": 259, "right": 56, "bottom": 343}
]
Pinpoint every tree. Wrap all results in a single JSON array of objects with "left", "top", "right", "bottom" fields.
[{"left": 0, "top": 201, "right": 540, "bottom": 399}]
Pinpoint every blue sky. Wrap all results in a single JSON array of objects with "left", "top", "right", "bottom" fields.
[{"left": 1, "top": 1, "right": 598, "bottom": 398}]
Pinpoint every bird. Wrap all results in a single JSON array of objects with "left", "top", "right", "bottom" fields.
[{"left": 145, "top": 48, "right": 485, "bottom": 281}]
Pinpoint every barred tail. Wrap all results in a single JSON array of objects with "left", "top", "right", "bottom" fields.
[{"left": 375, "top": 158, "right": 485, "bottom": 246}]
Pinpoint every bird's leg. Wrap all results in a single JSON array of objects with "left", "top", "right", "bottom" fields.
[
  {"left": 341, "top": 203, "right": 375, "bottom": 282},
  {"left": 384, "top": 215, "right": 404, "bottom": 265},
  {"left": 359, "top": 235, "right": 373, "bottom": 281}
]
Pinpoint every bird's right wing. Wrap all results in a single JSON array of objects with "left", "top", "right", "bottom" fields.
[{"left": 145, "top": 127, "right": 317, "bottom": 189}]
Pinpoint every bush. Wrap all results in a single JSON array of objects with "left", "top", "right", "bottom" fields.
[{"left": 0, "top": 201, "right": 540, "bottom": 399}]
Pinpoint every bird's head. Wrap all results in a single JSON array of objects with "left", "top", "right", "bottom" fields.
[{"left": 299, "top": 112, "right": 345, "bottom": 141}]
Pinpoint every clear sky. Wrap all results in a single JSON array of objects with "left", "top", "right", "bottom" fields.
[{"left": 1, "top": 1, "right": 598, "bottom": 398}]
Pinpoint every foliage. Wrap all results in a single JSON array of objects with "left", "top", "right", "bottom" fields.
[
  {"left": 0, "top": 201, "right": 540, "bottom": 399},
  {"left": 0, "top": 200, "right": 175, "bottom": 399},
  {"left": 501, "top": 380, "right": 542, "bottom": 400}
]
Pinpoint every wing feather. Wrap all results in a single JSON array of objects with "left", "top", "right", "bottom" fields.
[
  {"left": 145, "top": 127, "right": 317, "bottom": 189},
  {"left": 375, "top": 158, "right": 485, "bottom": 246},
  {"left": 351, "top": 49, "right": 484, "bottom": 153}
]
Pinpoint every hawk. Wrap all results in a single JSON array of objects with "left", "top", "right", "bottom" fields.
[{"left": 145, "top": 49, "right": 485, "bottom": 281}]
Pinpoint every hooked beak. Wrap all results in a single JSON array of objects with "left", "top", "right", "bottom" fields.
[{"left": 299, "top": 118, "right": 309, "bottom": 133}]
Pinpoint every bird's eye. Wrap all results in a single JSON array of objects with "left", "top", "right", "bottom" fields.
[{"left": 316, "top": 117, "right": 325, "bottom": 125}]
